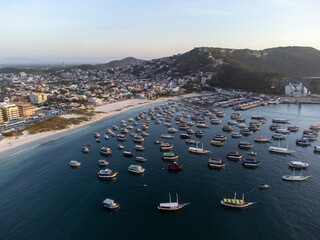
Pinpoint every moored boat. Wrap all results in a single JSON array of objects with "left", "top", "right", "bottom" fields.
[
  {"left": 100, "top": 147, "right": 112, "bottom": 156},
  {"left": 289, "top": 161, "right": 309, "bottom": 169},
  {"left": 242, "top": 158, "right": 260, "bottom": 168},
  {"left": 162, "top": 152, "right": 179, "bottom": 161},
  {"left": 98, "top": 169, "right": 117, "bottom": 179},
  {"left": 227, "top": 152, "right": 242, "bottom": 161},
  {"left": 103, "top": 198, "right": 120, "bottom": 210},
  {"left": 97, "top": 159, "right": 109, "bottom": 166},
  {"left": 167, "top": 162, "right": 183, "bottom": 171},
  {"left": 208, "top": 158, "right": 226, "bottom": 169},
  {"left": 221, "top": 193, "right": 256, "bottom": 209},
  {"left": 69, "top": 160, "right": 81, "bottom": 167},
  {"left": 158, "top": 193, "right": 190, "bottom": 211},
  {"left": 128, "top": 165, "right": 145, "bottom": 174}
]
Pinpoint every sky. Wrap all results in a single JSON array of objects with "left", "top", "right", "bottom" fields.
[{"left": 0, "top": 0, "right": 320, "bottom": 64}]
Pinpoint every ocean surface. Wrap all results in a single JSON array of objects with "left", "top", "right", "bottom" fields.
[{"left": 0, "top": 102, "right": 320, "bottom": 240}]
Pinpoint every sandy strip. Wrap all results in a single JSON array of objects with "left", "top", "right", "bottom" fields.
[{"left": 0, "top": 94, "right": 195, "bottom": 162}]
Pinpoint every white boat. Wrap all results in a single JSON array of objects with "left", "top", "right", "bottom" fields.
[
  {"left": 103, "top": 198, "right": 120, "bottom": 209},
  {"left": 104, "top": 135, "right": 109, "bottom": 140},
  {"left": 69, "top": 160, "right": 81, "bottom": 167},
  {"left": 314, "top": 146, "right": 320, "bottom": 153},
  {"left": 128, "top": 165, "right": 145, "bottom": 174},
  {"left": 158, "top": 193, "right": 190, "bottom": 211},
  {"left": 269, "top": 141, "right": 295, "bottom": 154},
  {"left": 282, "top": 169, "right": 310, "bottom": 181},
  {"left": 161, "top": 134, "right": 174, "bottom": 139},
  {"left": 98, "top": 169, "right": 118, "bottom": 179},
  {"left": 188, "top": 143, "right": 210, "bottom": 154},
  {"left": 289, "top": 161, "right": 309, "bottom": 169}
]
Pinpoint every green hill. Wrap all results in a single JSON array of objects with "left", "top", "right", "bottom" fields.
[{"left": 97, "top": 57, "right": 143, "bottom": 69}]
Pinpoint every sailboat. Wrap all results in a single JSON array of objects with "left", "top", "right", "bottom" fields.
[
  {"left": 269, "top": 141, "right": 295, "bottom": 154},
  {"left": 158, "top": 193, "right": 190, "bottom": 211},
  {"left": 282, "top": 169, "right": 310, "bottom": 181},
  {"left": 188, "top": 142, "right": 210, "bottom": 154},
  {"left": 221, "top": 193, "right": 256, "bottom": 209}
]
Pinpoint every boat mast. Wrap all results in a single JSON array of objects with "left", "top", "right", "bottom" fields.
[
  {"left": 234, "top": 192, "right": 237, "bottom": 199},
  {"left": 176, "top": 193, "right": 179, "bottom": 204},
  {"left": 242, "top": 194, "right": 244, "bottom": 201}
]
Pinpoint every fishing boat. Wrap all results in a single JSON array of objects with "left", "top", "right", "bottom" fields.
[
  {"left": 221, "top": 193, "right": 256, "bottom": 209},
  {"left": 69, "top": 160, "right": 81, "bottom": 167},
  {"left": 110, "top": 132, "right": 116, "bottom": 137},
  {"left": 231, "top": 112, "right": 241, "bottom": 119},
  {"left": 254, "top": 137, "right": 272, "bottom": 143},
  {"left": 179, "top": 124, "right": 189, "bottom": 130},
  {"left": 116, "top": 134, "right": 127, "bottom": 142},
  {"left": 160, "top": 143, "right": 173, "bottom": 151},
  {"left": 161, "top": 134, "right": 174, "bottom": 139},
  {"left": 288, "top": 126, "right": 299, "bottom": 132},
  {"left": 270, "top": 124, "right": 281, "bottom": 131},
  {"left": 158, "top": 193, "right": 190, "bottom": 211},
  {"left": 188, "top": 143, "right": 210, "bottom": 154},
  {"left": 104, "top": 135, "right": 109, "bottom": 140},
  {"left": 185, "top": 139, "right": 200, "bottom": 145},
  {"left": 100, "top": 147, "right": 112, "bottom": 156},
  {"left": 211, "top": 140, "right": 224, "bottom": 146},
  {"left": 97, "top": 159, "right": 109, "bottom": 166},
  {"left": 211, "top": 119, "right": 221, "bottom": 125},
  {"left": 167, "top": 162, "right": 183, "bottom": 171},
  {"left": 295, "top": 138, "right": 311, "bottom": 146},
  {"left": 227, "top": 152, "right": 242, "bottom": 161},
  {"left": 269, "top": 141, "right": 294, "bottom": 154},
  {"left": 195, "top": 131, "right": 205, "bottom": 138},
  {"left": 228, "top": 120, "right": 237, "bottom": 126},
  {"left": 231, "top": 132, "right": 242, "bottom": 138},
  {"left": 237, "top": 123, "right": 246, "bottom": 128},
  {"left": 123, "top": 151, "right": 134, "bottom": 157},
  {"left": 81, "top": 146, "right": 89, "bottom": 153},
  {"left": 208, "top": 158, "right": 226, "bottom": 169},
  {"left": 282, "top": 169, "right": 310, "bottom": 181},
  {"left": 251, "top": 115, "right": 266, "bottom": 120},
  {"left": 168, "top": 128, "right": 177, "bottom": 133},
  {"left": 238, "top": 141, "right": 253, "bottom": 150},
  {"left": 242, "top": 158, "right": 260, "bottom": 168},
  {"left": 112, "top": 125, "right": 118, "bottom": 130},
  {"left": 106, "top": 129, "right": 112, "bottom": 134},
  {"left": 102, "top": 198, "right": 120, "bottom": 210},
  {"left": 310, "top": 124, "right": 320, "bottom": 130},
  {"left": 197, "top": 123, "right": 209, "bottom": 128},
  {"left": 135, "top": 145, "right": 145, "bottom": 151},
  {"left": 94, "top": 132, "right": 101, "bottom": 138},
  {"left": 120, "top": 128, "right": 129, "bottom": 134},
  {"left": 141, "top": 132, "right": 149, "bottom": 137},
  {"left": 240, "top": 128, "right": 252, "bottom": 136},
  {"left": 258, "top": 184, "right": 270, "bottom": 190},
  {"left": 96, "top": 138, "right": 101, "bottom": 143},
  {"left": 133, "top": 135, "right": 144, "bottom": 143},
  {"left": 289, "top": 161, "right": 309, "bottom": 169},
  {"left": 98, "top": 169, "right": 118, "bottom": 179},
  {"left": 128, "top": 165, "right": 145, "bottom": 174},
  {"left": 162, "top": 152, "right": 179, "bottom": 161},
  {"left": 213, "top": 135, "right": 227, "bottom": 142},
  {"left": 275, "top": 128, "right": 290, "bottom": 134},
  {"left": 272, "top": 133, "right": 286, "bottom": 140}
]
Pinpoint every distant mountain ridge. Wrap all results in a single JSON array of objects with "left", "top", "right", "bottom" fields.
[{"left": 97, "top": 57, "right": 144, "bottom": 69}]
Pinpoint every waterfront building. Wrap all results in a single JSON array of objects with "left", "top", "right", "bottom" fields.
[
  {"left": 0, "top": 103, "right": 21, "bottom": 122},
  {"left": 17, "top": 103, "right": 37, "bottom": 117},
  {"left": 0, "top": 108, "right": 4, "bottom": 123},
  {"left": 285, "top": 83, "right": 308, "bottom": 97},
  {"left": 30, "top": 93, "right": 47, "bottom": 104}
]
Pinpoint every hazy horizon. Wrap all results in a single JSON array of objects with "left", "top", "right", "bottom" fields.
[{"left": 1, "top": 0, "right": 320, "bottom": 65}]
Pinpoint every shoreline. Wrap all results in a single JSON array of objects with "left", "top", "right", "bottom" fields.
[
  {"left": 0, "top": 98, "right": 165, "bottom": 162},
  {"left": 0, "top": 94, "right": 196, "bottom": 162}
]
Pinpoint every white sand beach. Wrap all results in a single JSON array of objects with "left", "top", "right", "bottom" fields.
[{"left": 0, "top": 95, "right": 195, "bottom": 160}]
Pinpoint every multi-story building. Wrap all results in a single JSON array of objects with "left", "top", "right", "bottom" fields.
[
  {"left": 0, "top": 108, "right": 4, "bottom": 123},
  {"left": 17, "top": 103, "right": 37, "bottom": 117},
  {"left": 30, "top": 93, "right": 47, "bottom": 104},
  {"left": 0, "top": 103, "right": 21, "bottom": 122}
]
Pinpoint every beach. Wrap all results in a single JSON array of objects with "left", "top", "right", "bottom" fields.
[{"left": 0, "top": 98, "right": 166, "bottom": 161}]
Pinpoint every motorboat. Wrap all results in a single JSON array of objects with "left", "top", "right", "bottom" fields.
[
  {"left": 247, "top": 151, "right": 257, "bottom": 156},
  {"left": 275, "top": 128, "right": 290, "bottom": 134},
  {"left": 195, "top": 131, "right": 205, "bottom": 138},
  {"left": 208, "top": 158, "right": 226, "bottom": 169},
  {"left": 141, "top": 132, "right": 149, "bottom": 137},
  {"left": 98, "top": 169, "right": 117, "bottom": 179},
  {"left": 167, "top": 162, "right": 183, "bottom": 171},
  {"left": 161, "top": 134, "right": 174, "bottom": 139},
  {"left": 314, "top": 146, "right": 320, "bottom": 153},
  {"left": 104, "top": 135, "right": 109, "bottom": 140},
  {"left": 103, "top": 198, "right": 120, "bottom": 210},
  {"left": 128, "top": 165, "right": 145, "bottom": 174},
  {"left": 213, "top": 135, "right": 227, "bottom": 142},
  {"left": 254, "top": 137, "right": 272, "bottom": 143},
  {"left": 158, "top": 193, "right": 190, "bottom": 211},
  {"left": 120, "top": 128, "right": 129, "bottom": 134},
  {"left": 221, "top": 193, "right": 256, "bottom": 209},
  {"left": 211, "top": 140, "right": 224, "bottom": 146},
  {"left": 186, "top": 129, "right": 195, "bottom": 135},
  {"left": 94, "top": 132, "right": 101, "bottom": 138},
  {"left": 197, "top": 123, "right": 209, "bottom": 128},
  {"left": 133, "top": 135, "right": 144, "bottom": 143},
  {"left": 251, "top": 115, "right": 266, "bottom": 120},
  {"left": 295, "top": 138, "right": 311, "bottom": 146},
  {"left": 97, "top": 159, "right": 109, "bottom": 166},
  {"left": 272, "top": 118, "right": 289, "bottom": 124},
  {"left": 211, "top": 119, "right": 221, "bottom": 125},
  {"left": 227, "top": 152, "right": 242, "bottom": 161},
  {"left": 117, "top": 134, "right": 127, "bottom": 142},
  {"left": 289, "top": 161, "right": 309, "bottom": 169},
  {"left": 288, "top": 126, "right": 299, "bottom": 132},
  {"left": 242, "top": 158, "right": 260, "bottom": 168},
  {"left": 310, "top": 124, "right": 320, "bottom": 130},
  {"left": 240, "top": 128, "right": 252, "bottom": 136},
  {"left": 222, "top": 125, "right": 233, "bottom": 132},
  {"left": 100, "top": 147, "right": 112, "bottom": 156},
  {"left": 162, "top": 152, "right": 179, "bottom": 161},
  {"left": 135, "top": 155, "right": 147, "bottom": 162},
  {"left": 258, "top": 184, "right": 270, "bottom": 190},
  {"left": 168, "top": 128, "right": 177, "bottom": 133},
  {"left": 69, "top": 160, "right": 81, "bottom": 167},
  {"left": 81, "top": 146, "right": 89, "bottom": 153},
  {"left": 117, "top": 144, "right": 125, "bottom": 150}
]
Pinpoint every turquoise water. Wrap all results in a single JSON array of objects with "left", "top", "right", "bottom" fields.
[{"left": 0, "top": 103, "right": 320, "bottom": 240}]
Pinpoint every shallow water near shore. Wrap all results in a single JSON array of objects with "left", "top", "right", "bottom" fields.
[{"left": 0, "top": 102, "right": 320, "bottom": 240}]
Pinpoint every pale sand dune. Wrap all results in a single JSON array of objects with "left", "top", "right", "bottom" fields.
[{"left": 0, "top": 98, "right": 167, "bottom": 161}]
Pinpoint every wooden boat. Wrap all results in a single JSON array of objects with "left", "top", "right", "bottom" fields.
[
  {"left": 162, "top": 152, "right": 179, "bottom": 161},
  {"left": 94, "top": 132, "right": 101, "bottom": 138},
  {"left": 158, "top": 193, "right": 190, "bottom": 211},
  {"left": 254, "top": 137, "right": 272, "bottom": 143},
  {"left": 211, "top": 140, "right": 224, "bottom": 146},
  {"left": 295, "top": 138, "right": 311, "bottom": 146},
  {"left": 98, "top": 169, "right": 117, "bottom": 179},
  {"left": 135, "top": 155, "right": 147, "bottom": 162},
  {"left": 135, "top": 145, "right": 145, "bottom": 151},
  {"left": 180, "top": 133, "right": 191, "bottom": 139},
  {"left": 97, "top": 159, "right": 109, "bottom": 167},
  {"left": 112, "top": 125, "right": 118, "bottom": 130},
  {"left": 247, "top": 151, "right": 257, "bottom": 156},
  {"left": 208, "top": 158, "right": 226, "bottom": 169},
  {"left": 116, "top": 134, "right": 127, "bottom": 141},
  {"left": 222, "top": 125, "right": 233, "bottom": 132},
  {"left": 195, "top": 131, "right": 205, "bottom": 138},
  {"left": 231, "top": 132, "right": 242, "bottom": 138},
  {"left": 133, "top": 135, "right": 144, "bottom": 143},
  {"left": 227, "top": 152, "right": 242, "bottom": 161},
  {"left": 272, "top": 118, "right": 289, "bottom": 124},
  {"left": 185, "top": 139, "right": 200, "bottom": 145},
  {"left": 221, "top": 193, "right": 256, "bottom": 209},
  {"left": 242, "top": 158, "right": 260, "bottom": 168},
  {"left": 272, "top": 133, "right": 286, "bottom": 140},
  {"left": 161, "top": 134, "right": 174, "bottom": 139},
  {"left": 188, "top": 143, "right": 210, "bottom": 154},
  {"left": 167, "top": 162, "right": 183, "bottom": 171},
  {"left": 128, "top": 165, "right": 145, "bottom": 174},
  {"left": 269, "top": 141, "right": 295, "bottom": 154},
  {"left": 123, "top": 151, "right": 134, "bottom": 157},
  {"left": 100, "top": 147, "right": 112, "bottom": 156},
  {"left": 81, "top": 146, "right": 89, "bottom": 153},
  {"left": 213, "top": 135, "right": 227, "bottom": 142},
  {"left": 238, "top": 141, "right": 253, "bottom": 150},
  {"left": 160, "top": 143, "right": 173, "bottom": 151}
]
